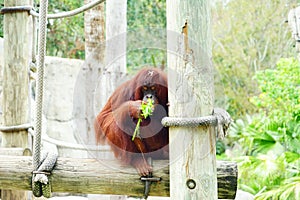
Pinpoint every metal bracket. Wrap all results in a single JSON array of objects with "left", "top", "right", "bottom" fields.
[{"left": 140, "top": 158, "right": 162, "bottom": 199}]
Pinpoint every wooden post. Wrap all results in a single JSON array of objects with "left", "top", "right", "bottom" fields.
[
  {"left": 167, "top": 1, "right": 216, "bottom": 199},
  {"left": 1, "top": 0, "right": 31, "bottom": 199}
]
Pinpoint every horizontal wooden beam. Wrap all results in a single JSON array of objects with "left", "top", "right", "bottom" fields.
[
  {"left": 0, "top": 148, "right": 32, "bottom": 156},
  {"left": 0, "top": 156, "right": 237, "bottom": 199}
]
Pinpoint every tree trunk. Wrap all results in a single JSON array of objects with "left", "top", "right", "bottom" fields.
[
  {"left": 1, "top": 0, "right": 31, "bottom": 199},
  {"left": 103, "top": 0, "right": 127, "bottom": 98},
  {"left": 82, "top": 0, "right": 105, "bottom": 144},
  {"left": 167, "top": 1, "right": 215, "bottom": 199},
  {"left": 101, "top": 2, "right": 127, "bottom": 199},
  {"left": 84, "top": 0, "right": 105, "bottom": 58}
]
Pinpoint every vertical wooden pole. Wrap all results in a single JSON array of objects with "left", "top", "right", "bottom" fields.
[
  {"left": 167, "top": 1, "right": 216, "bottom": 199},
  {"left": 1, "top": 0, "right": 30, "bottom": 199}
]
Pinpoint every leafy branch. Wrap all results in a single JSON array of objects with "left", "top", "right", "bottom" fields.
[{"left": 132, "top": 99, "right": 154, "bottom": 141}]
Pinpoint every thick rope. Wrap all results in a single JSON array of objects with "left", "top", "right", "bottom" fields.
[
  {"left": 162, "top": 115, "right": 217, "bottom": 127},
  {"left": 32, "top": 142, "right": 58, "bottom": 198},
  {"left": 0, "top": 5, "right": 33, "bottom": 14},
  {"left": 30, "top": 0, "right": 105, "bottom": 19},
  {"left": 33, "top": 0, "right": 48, "bottom": 172},
  {"left": 162, "top": 108, "right": 232, "bottom": 139},
  {"left": 32, "top": 0, "right": 48, "bottom": 197},
  {"left": 212, "top": 108, "right": 232, "bottom": 139},
  {"left": 0, "top": 123, "right": 33, "bottom": 132}
]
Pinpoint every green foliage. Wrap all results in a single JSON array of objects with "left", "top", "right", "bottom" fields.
[
  {"left": 255, "top": 177, "right": 300, "bottom": 200},
  {"left": 251, "top": 58, "right": 300, "bottom": 155},
  {"left": 213, "top": 0, "right": 295, "bottom": 118},
  {"left": 127, "top": 0, "right": 166, "bottom": 30},
  {"left": 228, "top": 58, "right": 300, "bottom": 198},
  {"left": 251, "top": 58, "right": 300, "bottom": 124},
  {"left": 216, "top": 139, "right": 226, "bottom": 155},
  {"left": 0, "top": 1, "right": 85, "bottom": 59},
  {"left": 46, "top": 0, "right": 85, "bottom": 59},
  {"left": 2, "top": 0, "right": 299, "bottom": 198},
  {"left": 127, "top": 0, "right": 166, "bottom": 72}
]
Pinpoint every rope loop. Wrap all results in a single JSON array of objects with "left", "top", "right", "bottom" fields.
[
  {"left": 32, "top": 142, "right": 58, "bottom": 198},
  {"left": 0, "top": 123, "right": 33, "bottom": 132},
  {"left": 162, "top": 108, "right": 232, "bottom": 139},
  {"left": 0, "top": 5, "right": 33, "bottom": 14}
]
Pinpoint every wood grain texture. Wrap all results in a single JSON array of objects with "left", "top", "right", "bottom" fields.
[
  {"left": 0, "top": 156, "right": 237, "bottom": 199},
  {"left": 1, "top": 0, "right": 31, "bottom": 199},
  {"left": 167, "top": 0, "right": 216, "bottom": 199}
]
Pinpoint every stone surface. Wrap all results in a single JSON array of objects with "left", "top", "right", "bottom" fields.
[
  {"left": 44, "top": 56, "right": 83, "bottom": 121},
  {"left": 43, "top": 56, "right": 88, "bottom": 157}
]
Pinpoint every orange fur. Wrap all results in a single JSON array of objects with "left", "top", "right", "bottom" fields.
[{"left": 94, "top": 68, "right": 169, "bottom": 175}]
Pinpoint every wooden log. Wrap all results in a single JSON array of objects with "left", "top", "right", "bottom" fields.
[
  {"left": 217, "top": 160, "right": 238, "bottom": 199},
  {"left": 0, "top": 148, "right": 31, "bottom": 156},
  {"left": 0, "top": 156, "right": 237, "bottom": 199}
]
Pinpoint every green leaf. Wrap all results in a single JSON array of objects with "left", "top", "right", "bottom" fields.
[{"left": 132, "top": 99, "right": 154, "bottom": 141}]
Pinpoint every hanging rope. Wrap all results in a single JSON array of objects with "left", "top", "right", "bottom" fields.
[
  {"left": 33, "top": 0, "right": 48, "bottom": 173},
  {"left": 32, "top": 0, "right": 50, "bottom": 197},
  {"left": 30, "top": 0, "right": 107, "bottom": 197}
]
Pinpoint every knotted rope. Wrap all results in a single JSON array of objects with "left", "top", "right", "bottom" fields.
[{"left": 32, "top": 140, "right": 58, "bottom": 198}]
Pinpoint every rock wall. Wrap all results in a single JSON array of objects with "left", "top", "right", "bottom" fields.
[
  {"left": 43, "top": 56, "right": 87, "bottom": 158},
  {"left": 43, "top": 56, "right": 113, "bottom": 159}
]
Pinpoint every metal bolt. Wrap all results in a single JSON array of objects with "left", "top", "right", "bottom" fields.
[{"left": 186, "top": 179, "right": 196, "bottom": 190}]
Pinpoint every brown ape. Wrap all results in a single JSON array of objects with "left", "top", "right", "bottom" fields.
[{"left": 94, "top": 68, "right": 169, "bottom": 175}]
